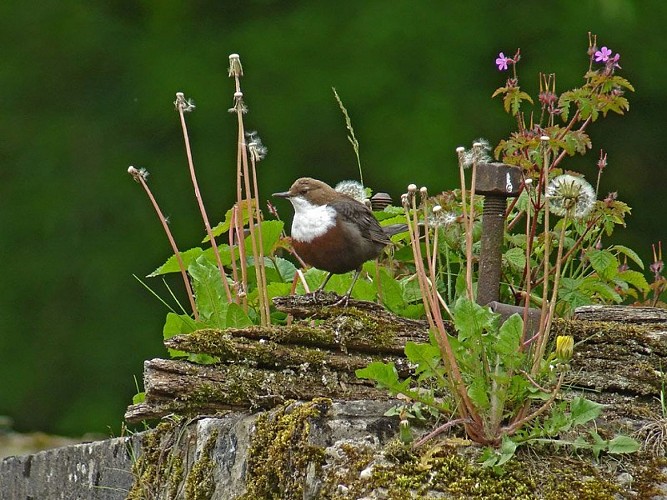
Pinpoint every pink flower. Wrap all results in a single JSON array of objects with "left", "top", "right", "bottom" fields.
[
  {"left": 594, "top": 46, "right": 612, "bottom": 62},
  {"left": 495, "top": 52, "right": 510, "bottom": 71}
]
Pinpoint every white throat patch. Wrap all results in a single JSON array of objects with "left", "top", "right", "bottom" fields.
[{"left": 289, "top": 197, "right": 337, "bottom": 243}]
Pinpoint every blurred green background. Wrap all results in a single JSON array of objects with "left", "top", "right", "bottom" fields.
[{"left": 1, "top": 0, "right": 664, "bottom": 437}]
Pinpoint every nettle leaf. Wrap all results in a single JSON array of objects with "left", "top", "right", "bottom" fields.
[
  {"left": 617, "top": 269, "right": 650, "bottom": 293},
  {"left": 586, "top": 249, "right": 619, "bottom": 281},
  {"left": 503, "top": 247, "right": 526, "bottom": 271},
  {"left": 558, "top": 277, "right": 592, "bottom": 309},
  {"left": 188, "top": 255, "right": 229, "bottom": 328},
  {"left": 582, "top": 277, "right": 622, "bottom": 303},
  {"left": 149, "top": 248, "right": 204, "bottom": 277},
  {"left": 570, "top": 397, "right": 602, "bottom": 426}
]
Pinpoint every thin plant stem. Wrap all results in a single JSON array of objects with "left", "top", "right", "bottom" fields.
[
  {"left": 174, "top": 93, "right": 233, "bottom": 304},
  {"left": 229, "top": 56, "right": 270, "bottom": 325},
  {"left": 128, "top": 167, "right": 199, "bottom": 320}
]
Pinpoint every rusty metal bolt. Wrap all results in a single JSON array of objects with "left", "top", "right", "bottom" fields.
[{"left": 474, "top": 162, "right": 522, "bottom": 306}]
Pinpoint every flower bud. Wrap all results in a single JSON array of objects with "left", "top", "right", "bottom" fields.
[{"left": 555, "top": 335, "right": 574, "bottom": 363}]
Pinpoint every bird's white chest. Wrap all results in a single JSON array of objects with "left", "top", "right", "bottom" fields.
[{"left": 289, "top": 197, "right": 337, "bottom": 243}]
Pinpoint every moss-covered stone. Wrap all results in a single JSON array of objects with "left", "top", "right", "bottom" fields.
[
  {"left": 184, "top": 429, "right": 219, "bottom": 500},
  {"left": 239, "top": 398, "right": 331, "bottom": 499}
]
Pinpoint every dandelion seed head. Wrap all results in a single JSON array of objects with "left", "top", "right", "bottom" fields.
[
  {"left": 228, "top": 53, "right": 243, "bottom": 78},
  {"left": 128, "top": 165, "right": 149, "bottom": 182},
  {"left": 407, "top": 184, "right": 417, "bottom": 193},
  {"left": 335, "top": 180, "right": 367, "bottom": 203},
  {"left": 546, "top": 174, "right": 596, "bottom": 218}
]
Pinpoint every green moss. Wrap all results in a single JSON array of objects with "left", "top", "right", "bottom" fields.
[
  {"left": 239, "top": 398, "right": 331, "bottom": 499},
  {"left": 184, "top": 429, "right": 219, "bottom": 500},
  {"left": 127, "top": 420, "right": 186, "bottom": 500}
]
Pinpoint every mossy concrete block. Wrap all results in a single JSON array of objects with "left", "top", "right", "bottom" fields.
[{"left": 0, "top": 434, "right": 140, "bottom": 499}]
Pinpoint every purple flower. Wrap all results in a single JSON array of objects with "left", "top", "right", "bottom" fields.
[
  {"left": 594, "top": 46, "right": 612, "bottom": 62},
  {"left": 495, "top": 52, "right": 510, "bottom": 71}
]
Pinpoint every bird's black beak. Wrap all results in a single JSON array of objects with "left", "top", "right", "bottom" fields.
[{"left": 272, "top": 190, "right": 291, "bottom": 198}]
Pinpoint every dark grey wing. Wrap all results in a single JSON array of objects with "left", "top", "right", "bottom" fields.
[{"left": 329, "top": 199, "right": 391, "bottom": 246}]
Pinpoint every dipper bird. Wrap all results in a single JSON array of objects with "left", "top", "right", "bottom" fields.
[{"left": 273, "top": 177, "right": 402, "bottom": 304}]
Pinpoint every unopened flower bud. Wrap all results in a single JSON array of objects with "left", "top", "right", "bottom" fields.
[
  {"left": 407, "top": 184, "right": 417, "bottom": 194},
  {"left": 555, "top": 335, "right": 574, "bottom": 363}
]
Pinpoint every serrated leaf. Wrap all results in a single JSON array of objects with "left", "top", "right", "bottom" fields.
[
  {"left": 503, "top": 247, "right": 526, "bottom": 271},
  {"left": 611, "top": 245, "right": 644, "bottom": 270},
  {"left": 467, "top": 377, "right": 490, "bottom": 410},
  {"left": 617, "top": 270, "right": 650, "bottom": 292},
  {"left": 205, "top": 199, "right": 253, "bottom": 242},
  {"left": 405, "top": 341, "right": 441, "bottom": 379},
  {"left": 453, "top": 298, "right": 496, "bottom": 342},
  {"left": 586, "top": 249, "right": 619, "bottom": 280},
  {"left": 496, "top": 314, "right": 523, "bottom": 360}
]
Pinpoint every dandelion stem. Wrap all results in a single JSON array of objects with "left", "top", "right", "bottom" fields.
[
  {"left": 128, "top": 166, "right": 199, "bottom": 319},
  {"left": 175, "top": 93, "right": 233, "bottom": 304}
]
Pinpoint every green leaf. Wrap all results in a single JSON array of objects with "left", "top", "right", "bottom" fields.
[
  {"left": 611, "top": 245, "right": 644, "bottom": 270},
  {"left": 453, "top": 298, "right": 496, "bottom": 342},
  {"left": 377, "top": 267, "right": 406, "bottom": 313},
  {"left": 226, "top": 302, "right": 253, "bottom": 328},
  {"left": 503, "top": 247, "right": 526, "bottom": 271},
  {"left": 405, "top": 341, "right": 441, "bottom": 380},
  {"left": 244, "top": 220, "right": 284, "bottom": 257},
  {"left": 495, "top": 314, "right": 523, "bottom": 369},
  {"left": 206, "top": 200, "right": 252, "bottom": 242},
  {"left": 188, "top": 255, "right": 229, "bottom": 328},
  {"left": 570, "top": 397, "right": 602, "bottom": 426},
  {"left": 163, "top": 312, "right": 197, "bottom": 357},
  {"left": 132, "top": 392, "right": 146, "bottom": 404},
  {"left": 586, "top": 249, "right": 619, "bottom": 280},
  {"left": 607, "top": 435, "right": 640, "bottom": 454},
  {"left": 269, "top": 257, "right": 297, "bottom": 283},
  {"left": 467, "top": 377, "right": 490, "bottom": 410},
  {"left": 496, "top": 436, "right": 518, "bottom": 466},
  {"left": 148, "top": 248, "right": 204, "bottom": 277},
  {"left": 617, "top": 269, "right": 650, "bottom": 293},
  {"left": 356, "top": 362, "right": 406, "bottom": 393}
]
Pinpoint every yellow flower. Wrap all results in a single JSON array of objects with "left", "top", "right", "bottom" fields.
[{"left": 556, "top": 335, "right": 574, "bottom": 362}]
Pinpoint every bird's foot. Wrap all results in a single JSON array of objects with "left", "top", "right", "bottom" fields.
[{"left": 331, "top": 293, "right": 352, "bottom": 307}]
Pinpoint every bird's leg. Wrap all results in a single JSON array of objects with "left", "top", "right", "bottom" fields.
[
  {"left": 333, "top": 268, "right": 362, "bottom": 307},
  {"left": 316, "top": 272, "right": 334, "bottom": 293},
  {"left": 309, "top": 272, "right": 333, "bottom": 303}
]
